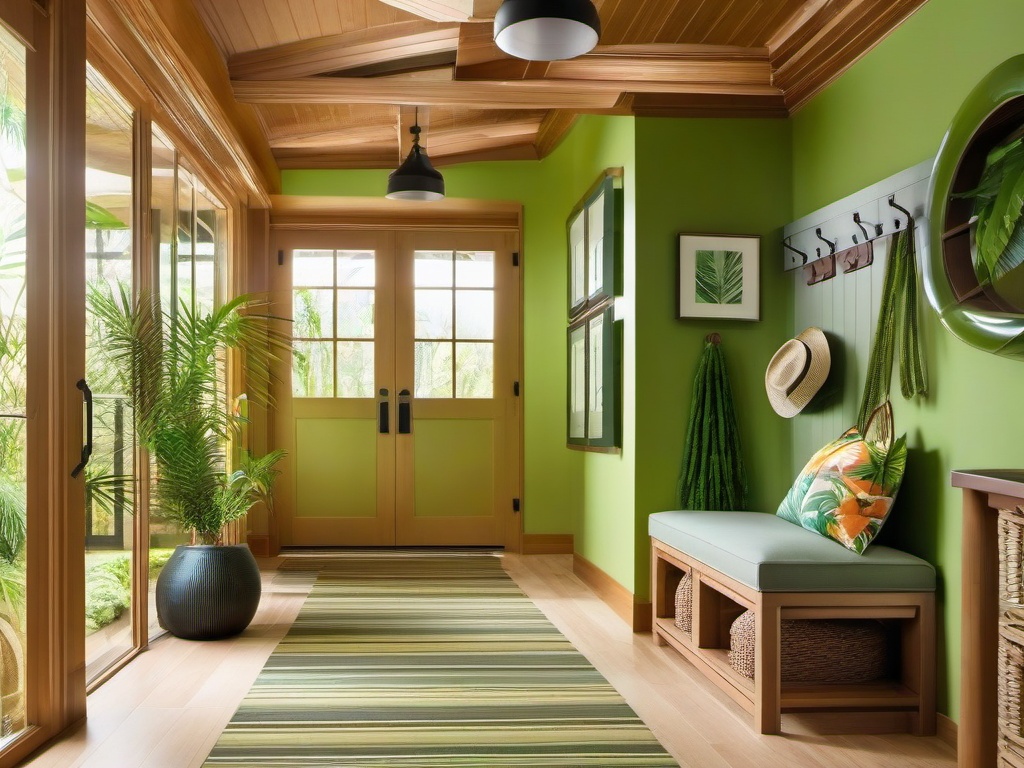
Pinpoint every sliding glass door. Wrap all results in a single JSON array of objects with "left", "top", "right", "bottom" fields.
[
  {"left": 83, "top": 64, "right": 136, "bottom": 682},
  {"left": 0, "top": 18, "right": 27, "bottom": 747}
]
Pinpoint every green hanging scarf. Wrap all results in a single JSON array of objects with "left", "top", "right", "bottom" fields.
[
  {"left": 677, "top": 336, "right": 747, "bottom": 510},
  {"left": 857, "top": 222, "right": 927, "bottom": 431}
]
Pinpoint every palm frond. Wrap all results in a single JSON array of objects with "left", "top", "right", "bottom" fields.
[{"left": 694, "top": 250, "right": 744, "bottom": 305}]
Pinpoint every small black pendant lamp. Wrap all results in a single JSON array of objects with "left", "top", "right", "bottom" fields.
[
  {"left": 386, "top": 109, "right": 445, "bottom": 202},
  {"left": 493, "top": 0, "right": 601, "bottom": 61}
]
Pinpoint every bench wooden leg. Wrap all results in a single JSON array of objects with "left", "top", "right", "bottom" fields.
[
  {"left": 755, "top": 594, "right": 782, "bottom": 734},
  {"left": 905, "top": 592, "right": 937, "bottom": 735}
]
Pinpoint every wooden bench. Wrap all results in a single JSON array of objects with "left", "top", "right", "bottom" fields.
[{"left": 649, "top": 510, "right": 936, "bottom": 735}]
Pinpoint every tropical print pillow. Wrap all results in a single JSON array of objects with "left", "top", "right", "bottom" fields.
[{"left": 776, "top": 402, "right": 907, "bottom": 554}]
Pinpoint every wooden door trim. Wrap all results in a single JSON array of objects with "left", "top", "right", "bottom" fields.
[{"left": 270, "top": 195, "right": 521, "bottom": 231}]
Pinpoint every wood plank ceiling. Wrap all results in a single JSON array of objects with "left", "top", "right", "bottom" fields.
[{"left": 191, "top": 0, "right": 928, "bottom": 170}]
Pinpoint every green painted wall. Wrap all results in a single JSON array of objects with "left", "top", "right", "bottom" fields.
[
  {"left": 282, "top": 116, "right": 637, "bottom": 591},
  {"left": 631, "top": 119, "right": 794, "bottom": 598},
  {"left": 791, "top": 0, "right": 1024, "bottom": 720}
]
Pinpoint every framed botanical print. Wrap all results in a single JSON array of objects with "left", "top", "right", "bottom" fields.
[
  {"left": 678, "top": 233, "right": 760, "bottom": 321},
  {"left": 567, "top": 168, "right": 622, "bottom": 319},
  {"left": 567, "top": 168, "right": 623, "bottom": 451},
  {"left": 567, "top": 305, "right": 620, "bottom": 450}
]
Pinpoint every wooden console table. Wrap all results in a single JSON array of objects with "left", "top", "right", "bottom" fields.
[{"left": 952, "top": 469, "right": 1024, "bottom": 768}]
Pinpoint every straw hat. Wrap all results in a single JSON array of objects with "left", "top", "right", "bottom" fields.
[{"left": 765, "top": 327, "right": 831, "bottom": 418}]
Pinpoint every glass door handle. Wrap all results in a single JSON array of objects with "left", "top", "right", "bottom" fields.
[
  {"left": 398, "top": 389, "right": 412, "bottom": 434},
  {"left": 378, "top": 388, "right": 390, "bottom": 434},
  {"left": 71, "top": 379, "right": 93, "bottom": 478}
]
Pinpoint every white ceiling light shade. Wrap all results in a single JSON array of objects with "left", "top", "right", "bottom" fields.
[
  {"left": 385, "top": 120, "right": 445, "bottom": 202},
  {"left": 493, "top": 0, "right": 601, "bottom": 61}
]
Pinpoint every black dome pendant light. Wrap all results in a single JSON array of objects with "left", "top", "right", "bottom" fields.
[
  {"left": 386, "top": 108, "right": 445, "bottom": 202},
  {"left": 493, "top": 0, "right": 601, "bottom": 61}
]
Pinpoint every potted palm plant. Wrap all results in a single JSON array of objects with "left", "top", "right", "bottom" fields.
[{"left": 90, "top": 286, "right": 286, "bottom": 640}]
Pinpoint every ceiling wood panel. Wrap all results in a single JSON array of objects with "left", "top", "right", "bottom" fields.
[
  {"left": 186, "top": 0, "right": 931, "bottom": 170},
  {"left": 229, "top": 22, "right": 459, "bottom": 79}
]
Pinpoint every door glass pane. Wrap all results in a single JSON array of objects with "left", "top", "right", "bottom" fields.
[
  {"left": 293, "top": 249, "right": 333, "bottom": 287},
  {"left": 455, "top": 343, "right": 493, "bottom": 399},
  {"left": 292, "top": 250, "right": 377, "bottom": 400},
  {"left": 336, "top": 341, "right": 374, "bottom": 398},
  {"left": 293, "top": 341, "right": 334, "bottom": 397},
  {"left": 0, "top": 25, "right": 26, "bottom": 747},
  {"left": 414, "top": 341, "right": 453, "bottom": 398},
  {"left": 455, "top": 251, "right": 494, "bottom": 288},
  {"left": 455, "top": 291, "right": 494, "bottom": 340},
  {"left": 175, "top": 168, "right": 194, "bottom": 314},
  {"left": 152, "top": 126, "right": 175, "bottom": 313},
  {"left": 84, "top": 65, "right": 136, "bottom": 682},
  {"left": 415, "top": 289, "right": 452, "bottom": 339},
  {"left": 337, "top": 289, "right": 374, "bottom": 339},
  {"left": 293, "top": 288, "right": 333, "bottom": 338},
  {"left": 194, "top": 184, "right": 224, "bottom": 316},
  {"left": 149, "top": 124, "right": 181, "bottom": 643},
  {"left": 414, "top": 250, "right": 453, "bottom": 287},
  {"left": 337, "top": 251, "right": 374, "bottom": 287}
]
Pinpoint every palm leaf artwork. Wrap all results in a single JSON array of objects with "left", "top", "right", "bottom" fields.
[
  {"left": 694, "top": 250, "right": 743, "bottom": 305},
  {"left": 88, "top": 286, "right": 290, "bottom": 544}
]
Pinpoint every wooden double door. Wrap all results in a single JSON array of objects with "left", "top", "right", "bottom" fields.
[{"left": 272, "top": 229, "right": 520, "bottom": 548}]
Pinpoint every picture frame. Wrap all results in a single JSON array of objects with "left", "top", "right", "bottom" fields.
[
  {"left": 678, "top": 233, "right": 760, "bottom": 321},
  {"left": 566, "top": 305, "right": 620, "bottom": 450},
  {"left": 567, "top": 169, "right": 622, "bottom": 320}
]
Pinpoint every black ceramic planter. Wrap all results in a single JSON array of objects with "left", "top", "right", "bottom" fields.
[{"left": 155, "top": 544, "right": 262, "bottom": 640}]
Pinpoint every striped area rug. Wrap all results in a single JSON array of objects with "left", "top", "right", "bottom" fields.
[{"left": 203, "top": 553, "right": 677, "bottom": 767}]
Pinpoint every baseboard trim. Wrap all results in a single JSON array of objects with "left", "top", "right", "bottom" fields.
[
  {"left": 522, "top": 534, "right": 574, "bottom": 555},
  {"left": 936, "top": 713, "right": 957, "bottom": 750},
  {"left": 247, "top": 534, "right": 270, "bottom": 558},
  {"left": 572, "top": 553, "right": 651, "bottom": 632}
]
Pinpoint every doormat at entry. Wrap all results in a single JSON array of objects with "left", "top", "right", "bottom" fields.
[{"left": 203, "top": 554, "right": 677, "bottom": 766}]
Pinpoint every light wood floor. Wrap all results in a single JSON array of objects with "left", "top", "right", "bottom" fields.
[{"left": 18, "top": 554, "right": 957, "bottom": 768}]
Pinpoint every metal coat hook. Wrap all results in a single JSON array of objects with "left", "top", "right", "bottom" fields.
[
  {"left": 815, "top": 227, "right": 836, "bottom": 255},
  {"left": 888, "top": 195, "right": 913, "bottom": 229},
  {"left": 852, "top": 213, "right": 867, "bottom": 244},
  {"left": 782, "top": 237, "right": 808, "bottom": 265}
]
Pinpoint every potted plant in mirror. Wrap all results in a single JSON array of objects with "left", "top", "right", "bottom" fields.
[{"left": 90, "top": 286, "right": 287, "bottom": 640}]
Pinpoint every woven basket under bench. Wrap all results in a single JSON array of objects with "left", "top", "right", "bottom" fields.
[{"left": 675, "top": 573, "right": 890, "bottom": 683}]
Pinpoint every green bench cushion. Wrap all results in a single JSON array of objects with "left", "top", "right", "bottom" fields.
[{"left": 649, "top": 510, "right": 935, "bottom": 592}]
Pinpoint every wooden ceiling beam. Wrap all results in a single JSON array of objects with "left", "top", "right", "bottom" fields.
[
  {"left": 378, "top": 0, "right": 502, "bottom": 23},
  {"left": 233, "top": 76, "right": 780, "bottom": 111},
  {"left": 229, "top": 22, "right": 460, "bottom": 80},
  {"left": 456, "top": 42, "right": 772, "bottom": 86},
  {"left": 630, "top": 92, "right": 789, "bottom": 118},
  {"left": 769, "top": 0, "right": 928, "bottom": 111}
]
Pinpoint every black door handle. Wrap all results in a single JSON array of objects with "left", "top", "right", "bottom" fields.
[
  {"left": 398, "top": 389, "right": 411, "bottom": 434},
  {"left": 378, "top": 388, "right": 390, "bottom": 434},
  {"left": 71, "top": 379, "right": 93, "bottom": 478}
]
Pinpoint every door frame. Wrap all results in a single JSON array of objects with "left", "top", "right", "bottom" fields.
[{"left": 266, "top": 196, "right": 524, "bottom": 553}]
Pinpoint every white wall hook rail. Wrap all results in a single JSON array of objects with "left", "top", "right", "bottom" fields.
[{"left": 782, "top": 157, "right": 933, "bottom": 272}]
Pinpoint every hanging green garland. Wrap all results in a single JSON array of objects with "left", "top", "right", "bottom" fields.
[
  {"left": 677, "top": 335, "right": 748, "bottom": 511},
  {"left": 857, "top": 222, "right": 927, "bottom": 432}
]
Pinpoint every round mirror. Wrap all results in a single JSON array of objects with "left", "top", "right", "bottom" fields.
[{"left": 927, "top": 55, "right": 1024, "bottom": 360}]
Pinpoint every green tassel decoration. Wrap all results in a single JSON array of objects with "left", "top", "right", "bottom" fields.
[
  {"left": 677, "top": 335, "right": 748, "bottom": 510},
  {"left": 857, "top": 222, "right": 927, "bottom": 432}
]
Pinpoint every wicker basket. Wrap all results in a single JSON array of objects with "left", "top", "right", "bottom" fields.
[
  {"left": 997, "top": 506, "right": 1024, "bottom": 765},
  {"left": 673, "top": 571, "right": 692, "bottom": 634},
  {"left": 728, "top": 609, "right": 889, "bottom": 684}
]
